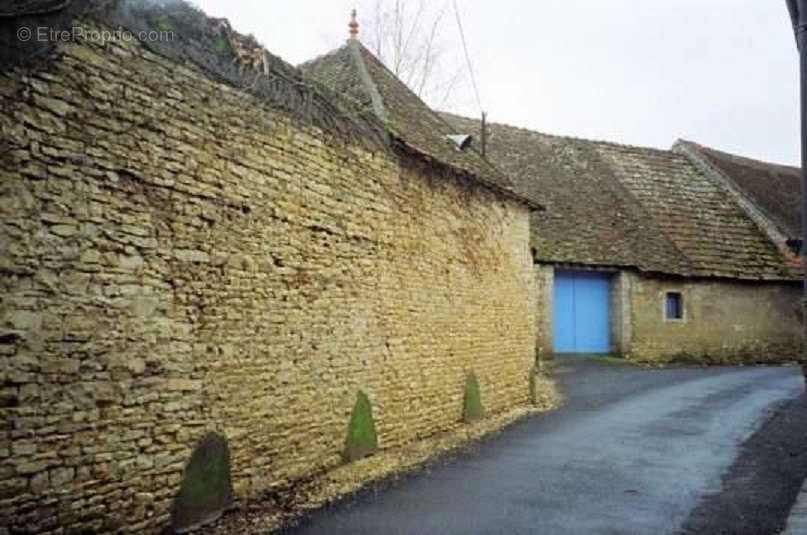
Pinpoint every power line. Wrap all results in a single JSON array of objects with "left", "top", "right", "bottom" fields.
[{"left": 451, "top": 0, "right": 484, "bottom": 114}]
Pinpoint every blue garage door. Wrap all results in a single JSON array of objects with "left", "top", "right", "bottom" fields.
[{"left": 553, "top": 270, "right": 610, "bottom": 354}]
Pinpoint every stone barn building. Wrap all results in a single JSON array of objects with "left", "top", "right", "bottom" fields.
[
  {"left": 0, "top": 2, "right": 545, "bottom": 532},
  {"left": 442, "top": 113, "right": 802, "bottom": 363}
]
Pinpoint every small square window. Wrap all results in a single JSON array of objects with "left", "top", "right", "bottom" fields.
[{"left": 665, "top": 292, "right": 683, "bottom": 320}]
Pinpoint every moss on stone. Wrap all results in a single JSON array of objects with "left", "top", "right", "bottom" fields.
[
  {"left": 171, "top": 432, "right": 234, "bottom": 533},
  {"left": 463, "top": 371, "right": 483, "bottom": 423},
  {"left": 214, "top": 35, "right": 230, "bottom": 54},
  {"left": 343, "top": 391, "right": 378, "bottom": 462},
  {"left": 156, "top": 15, "right": 175, "bottom": 32}
]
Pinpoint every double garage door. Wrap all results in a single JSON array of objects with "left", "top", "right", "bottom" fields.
[{"left": 553, "top": 270, "right": 611, "bottom": 354}]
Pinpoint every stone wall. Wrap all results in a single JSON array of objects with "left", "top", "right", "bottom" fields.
[
  {"left": 610, "top": 271, "right": 631, "bottom": 357},
  {"left": 534, "top": 264, "right": 553, "bottom": 360},
  {"left": 0, "top": 23, "right": 537, "bottom": 533},
  {"left": 533, "top": 265, "right": 800, "bottom": 363},
  {"left": 628, "top": 273, "right": 802, "bottom": 363}
]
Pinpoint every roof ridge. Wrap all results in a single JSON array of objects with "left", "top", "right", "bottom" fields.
[
  {"left": 349, "top": 44, "right": 531, "bottom": 203},
  {"left": 347, "top": 40, "right": 388, "bottom": 124},
  {"left": 439, "top": 110, "right": 678, "bottom": 157},
  {"left": 297, "top": 43, "right": 348, "bottom": 71},
  {"left": 676, "top": 139, "right": 800, "bottom": 172},
  {"left": 353, "top": 44, "right": 476, "bottom": 144},
  {"left": 612, "top": 142, "right": 797, "bottom": 279},
  {"left": 675, "top": 139, "right": 800, "bottom": 264},
  {"left": 302, "top": 42, "right": 542, "bottom": 209}
]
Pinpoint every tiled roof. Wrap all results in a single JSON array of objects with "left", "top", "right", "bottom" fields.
[
  {"left": 441, "top": 112, "right": 798, "bottom": 281},
  {"left": 676, "top": 140, "right": 802, "bottom": 241},
  {"left": 300, "top": 42, "right": 541, "bottom": 210}
]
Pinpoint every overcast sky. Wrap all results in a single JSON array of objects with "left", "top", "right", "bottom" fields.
[{"left": 192, "top": 0, "right": 800, "bottom": 166}]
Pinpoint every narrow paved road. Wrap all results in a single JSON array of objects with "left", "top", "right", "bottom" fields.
[{"left": 283, "top": 357, "right": 803, "bottom": 535}]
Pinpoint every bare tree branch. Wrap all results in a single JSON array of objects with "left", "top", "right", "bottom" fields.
[
  {"left": 435, "top": 67, "right": 464, "bottom": 111},
  {"left": 361, "top": 0, "right": 462, "bottom": 108},
  {"left": 417, "top": 4, "right": 447, "bottom": 97}
]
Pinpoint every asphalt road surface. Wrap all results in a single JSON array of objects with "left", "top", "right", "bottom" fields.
[{"left": 282, "top": 357, "right": 803, "bottom": 535}]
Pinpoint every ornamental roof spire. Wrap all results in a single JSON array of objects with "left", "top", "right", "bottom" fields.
[{"left": 348, "top": 9, "right": 359, "bottom": 40}]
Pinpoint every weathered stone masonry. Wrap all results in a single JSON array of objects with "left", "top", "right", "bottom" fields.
[
  {"left": 628, "top": 273, "right": 801, "bottom": 363},
  {"left": 534, "top": 266, "right": 801, "bottom": 363},
  {"left": 0, "top": 23, "right": 537, "bottom": 533}
]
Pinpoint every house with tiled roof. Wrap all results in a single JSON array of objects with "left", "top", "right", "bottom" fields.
[{"left": 441, "top": 112, "right": 802, "bottom": 363}]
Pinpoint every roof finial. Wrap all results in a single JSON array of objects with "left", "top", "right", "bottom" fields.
[{"left": 348, "top": 9, "right": 359, "bottom": 40}]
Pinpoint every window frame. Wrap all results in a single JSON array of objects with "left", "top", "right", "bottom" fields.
[{"left": 664, "top": 291, "right": 684, "bottom": 322}]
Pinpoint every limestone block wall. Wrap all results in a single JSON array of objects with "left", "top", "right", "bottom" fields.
[
  {"left": 610, "top": 271, "right": 631, "bottom": 357},
  {"left": 628, "top": 273, "right": 802, "bottom": 363},
  {"left": 533, "top": 265, "right": 799, "bottom": 363},
  {"left": 0, "top": 24, "right": 536, "bottom": 533},
  {"left": 534, "top": 264, "right": 553, "bottom": 360}
]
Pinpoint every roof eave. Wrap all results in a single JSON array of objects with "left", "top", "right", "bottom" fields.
[{"left": 391, "top": 136, "right": 544, "bottom": 211}]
